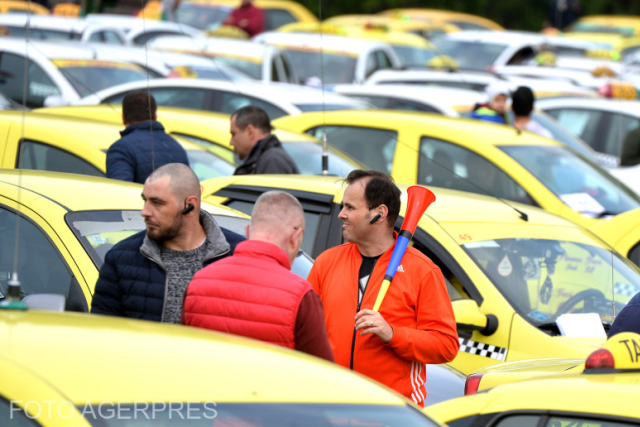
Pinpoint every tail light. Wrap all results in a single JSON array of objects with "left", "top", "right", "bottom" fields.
[{"left": 464, "top": 373, "right": 485, "bottom": 395}]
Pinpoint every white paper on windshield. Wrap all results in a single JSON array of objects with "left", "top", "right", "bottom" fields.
[
  {"left": 556, "top": 313, "right": 607, "bottom": 338},
  {"left": 560, "top": 193, "right": 606, "bottom": 216}
]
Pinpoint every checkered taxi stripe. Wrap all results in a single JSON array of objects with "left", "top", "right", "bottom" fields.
[
  {"left": 459, "top": 338, "right": 508, "bottom": 361},
  {"left": 614, "top": 282, "right": 639, "bottom": 298}
]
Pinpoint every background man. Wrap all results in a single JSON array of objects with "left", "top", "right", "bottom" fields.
[
  {"left": 182, "top": 191, "right": 334, "bottom": 361},
  {"left": 230, "top": 105, "right": 299, "bottom": 175},
  {"left": 512, "top": 86, "right": 553, "bottom": 139},
  {"left": 308, "top": 170, "right": 458, "bottom": 406},
  {"left": 222, "top": 0, "right": 265, "bottom": 37},
  {"left": 92, "top": 163, "right": 243, "bottom": 322},
  {"left": 107, "top": 91, "right": 189, "bottom": 184},
  {"left": 470, "top": 81, "right": 510, "bottom": 124}
]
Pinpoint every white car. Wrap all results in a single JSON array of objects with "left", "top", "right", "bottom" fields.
[
  {"left": 84, "top": 14, "right": 203, "bottom": 45},
  {"left": 432, "top": 30, "right": 605, "bottom": 72},
  {"left": 0, "top": 15, "right": 127, "bottom": 44},
  {"left": 73, "top": 79, "right": 371, "bottom": 119},
  {"left": 0, "top": 39, "right": 150, "bottom": 107},
  {"left": 253, "top": 31, "right": 401, "bottom": 84},
  {"left": 148, "top": 35, "right": 298, "bottom": 83}
]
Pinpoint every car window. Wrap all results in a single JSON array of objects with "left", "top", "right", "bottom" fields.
[
  {"left": 493, "top": 414, "right": 636, "bottom": 427},
  {"left": 218, "top": 92, "right": 287, "bottom": 120},
  {"left": 103, "top": 31, "right": 123, "bottom": 44},
  {"left": 605, "top": 113, "right": 640, "bottom": 157},
  {"left": 132, "top": 30, "right": 180, "bottom": 45},
  {"left": 0, "top": 206, "right": 73, "bottom": 298},
  {"left": 392, "top": 46, "right": 437, "bottom": 68},
  {"left": 18, "top": 140, "right": 104, "bottom": 177},
  {"left": 185, "top": 149, "right": 235, "bottom": 181},
  {"left": 175, "top": 4, "right": 231, "bottom": 30},
  {"left": 264, "top": 9, "right": 296, "bottom": 31},
  {"left": 286, "top": 50, "right": 357, "bottom": 85},
  {"left": 431, "top": 38, "right": 507, "bottom": 71},
  {"left": 365, "top": 53, "right": 377, "bottom": 79},
  {"left": 419, "top": 137, "right": 535, "bottom": 205},
  {"left": 0, "top": 53, "right": 60, "bottom": 108},
  {"left": 355, "top": 95, "right": 441, "bottom": 113},
  {"left": 215, "top": 56, "right": 263, "bottom": 80},
  {"left": 56, "top": 63, "right": 147, "bottom": 98},
  {"left": 307, "top": 125, "right": 397, "bottom": 174},
  {"left": 137, "top": 88, "right": 208, "bottom": 110},
  {"left": 0, "top": 398, "right": 39, "bottom": 426},
  {"left": 270, "top": 56, "right": 279, "bottom": 82},
  {"left": 281, "top": 141, "right": 360, "bottom": 176},
  {"left": 375, "top": 50, "right": 393, "bottom": 70},
  {"left": 544, "top": 108, "right": 604, "bottom": 148},
  {"left": 280, "top": 54, "right": 293, "bottom": 83}
]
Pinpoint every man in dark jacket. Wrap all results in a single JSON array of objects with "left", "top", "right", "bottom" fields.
[
  {"left": 608, "top": 291, "right": 640, "bottom": 337},
  {"left": 230, "top": 105, "right": 299, "bottom": 175},
  {"left": 107, "top": 91, "right": 189, "bottom": 184},
  {"left": 182, "top": 191, "right": 334, "bottom": 361},
  {"left": 91, "top": 163, "right": 243, "bottom": 323}
]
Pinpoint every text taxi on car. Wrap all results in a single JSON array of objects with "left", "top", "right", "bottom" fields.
[
  {"left": 273, "top": 110, "right": 640, "bottom": 267},
  {"left": 424, "top": 332, "right": 640, "bottom": 426},
  {"left": 0, "top": 110, "right": 236, "bottom": 181},
  {"left": 34, "top": 105, "right": 364, "bottom": 177},
  {"left": 0, "top": 169, "right": 283, "bottom": 312},
  {"left": 199, "top": 174, "right": 640, "bottom": 375},
  {"left": 0, "top": 304, "right": 442, "bottom": 426}
]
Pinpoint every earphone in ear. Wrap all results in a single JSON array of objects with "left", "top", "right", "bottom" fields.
[
  {"left": 182, "top": 204, "right": 195, "bottom": 215},
  {"left": 369, "top": 213, "right": 382, "bottom": 224}
]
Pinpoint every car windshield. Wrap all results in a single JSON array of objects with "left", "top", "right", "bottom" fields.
[
  {"left": 185, "top": 149, "right": 235, "bottom": 181},
  {"left": 54, "top": 60, "right": 148, "bottom": 97},
  {"left": 431, "top": 38, "right": 507, "bottom": 71},
  {"left": 500, "top": 145, "right": 640, "bottom": 216},
  {"left": 281, "top": 141, "right": 363, "bottom": 176},
  {"left": 80, "top": 403, "right": 438, "bottom": 426},
  {"left": 188, "top": 65, "right": 254, "bottom": 82},
  {"left": 175, "top": 4, "right": 232, "bottom": 30},
  {"left": 529, "top": 111, "right": 599, "bottom": 162},
  {"left": 66, "top": 211, "right": 313, "bottom": 277},
  {"left": 286, "top": 50, "right": 357, "bottom": 84},
  {"left": 214, "top": 56, "right": 263, "bottom": 80},
  {"left": 392, "top": 46, "right": 438, "bottom": 68},
  {"left": 462, "top": 238, "right": 640, "bottom": 330}
]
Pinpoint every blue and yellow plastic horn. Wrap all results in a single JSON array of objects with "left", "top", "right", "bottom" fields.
[{"left": 372, "top": 186, "right": 436, "bottom": 312}]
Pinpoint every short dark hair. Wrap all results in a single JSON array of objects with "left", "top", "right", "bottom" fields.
[
  {"left": 232, "top": 105, "right": 271, "bottom": 133},
  {"left": 122, "top": 91, "right": 157, "bottom": 124},
  {"left": 511, "top": 86, "right": 535, "bottom": 117},
  {"left": 345, "top": 170, "right": 401, "bottom": 228}
]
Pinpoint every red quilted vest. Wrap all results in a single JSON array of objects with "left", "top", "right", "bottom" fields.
[{"left": 182, "top": 240, "right": 310, "bottom": 349}]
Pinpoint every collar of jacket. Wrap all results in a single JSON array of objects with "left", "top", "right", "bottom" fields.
[
  {"left": 234, "top": 239, "right": 291, "bottom": 269},
  {"left": 120, "top": 120, "right": 165, "bottom": 137},
  {"left": 139, "top": 210, "right": 231, "bottom": 265},
  {"left": 241, "top": 134, "right": 281, "bottom": 167}
]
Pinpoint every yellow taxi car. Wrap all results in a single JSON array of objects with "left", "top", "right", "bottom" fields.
[
  {"left": 324, "top": 14, "right": 460, "bottom": 40},
  {"left": 175, "top": 0, "right": 317, "bottom": 32},
  {"left": 0, "top": 0, "right": 48, "bottom": 14},
  {"left": 276, "top": 22, "right": 445, "bottom": 68},
  {"left": 0, "top": 169, "right": 257, "bottom": 313},
  {"left": 273, "top": 110, "right": 640, "bottom": 266},
  {"left": 0, "top": 307, "right": 442, "bottom": 426},
  {"left": 379, "top": 8, "right": 504, "bottom": 31},
  {"left": 34, "top": 105, "right": 363, "bottom": 176},
  {"left": 199, "top": 174, "right": 640, "bottom": 375},
  {"left": 0, "top": 110, "right": 236, "bottom": 180},
  {"left": 425, "top": 332, "right": 640, "bottom": 426}
]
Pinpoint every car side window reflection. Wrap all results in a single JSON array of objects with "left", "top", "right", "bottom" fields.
[
  {"left": 494, "top": 415, "right": 541, "bottom": 427},
  {"left": 0, "top": 398, "right": 39, "bottom": 426},
  {"left": 0, "top": 207, "right": 73, "bottom": 299},
  {"left": 18, "top": 140, "right": 104, "bottom": 177},
  {"left": 419, "top": 137, "right": 535, "bottom": 206}
]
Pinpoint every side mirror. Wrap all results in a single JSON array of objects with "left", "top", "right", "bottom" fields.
[
  {"left": 22, "top": 294, "right": 66, "bottom": 312},
  {"left": 452, "top": 299, "right": 498, "bottom": 336}
]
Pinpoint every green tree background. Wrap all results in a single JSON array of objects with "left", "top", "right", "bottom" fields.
[{"left": 298, "top": 0, "right": 640, "bottom": 31}]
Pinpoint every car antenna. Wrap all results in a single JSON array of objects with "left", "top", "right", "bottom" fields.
[{"left": 318, "top": 1, "right": 329, "bottom": 175}]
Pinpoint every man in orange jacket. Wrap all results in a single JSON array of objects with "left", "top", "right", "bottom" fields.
[{"left": 308, "top": 170, "right": 458, "bottom": 406}]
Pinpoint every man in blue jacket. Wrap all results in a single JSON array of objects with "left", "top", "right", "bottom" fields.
[
  {"left": 106, "top": 91, "right": 189, "bottom": 184},
  {"left": 91, "top": 163, "right": 243, "bottom": 323}
]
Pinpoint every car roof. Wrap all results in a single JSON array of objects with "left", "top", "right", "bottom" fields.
[
  {"left": 254, "top": 31, "right": 393, "bottom": 53},
  {"left": 0, "top": 38, "right": 134, "bottom": 63},
  {"left": 0, "top": 309, "right": 408, "bottom": 405},
  {"left": 150, "top": 35, "right": 277, "bottom": 58},
  {"left": 365, "top": 68, "right": 500, "bottom": 84},
  {"left": 0, "top": 14, "right": 89, "bottom": 31},
  {"left": 79, "top": 79, "right": 367, "bottom": 110},
  {"left": 537, "top": 96, "right": 640, "bottom": 115}
]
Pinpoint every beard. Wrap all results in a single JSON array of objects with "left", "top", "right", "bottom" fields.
[{"left": 146, "top": 213, "right": 183, "bottom": 243}]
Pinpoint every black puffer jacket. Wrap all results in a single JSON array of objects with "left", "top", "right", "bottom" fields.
[
  {"left": 91, "top": 212, "right": 244, "bottom": 321},
  {"left": 233, "top": 134, "right": 299, "bottom": 175}
]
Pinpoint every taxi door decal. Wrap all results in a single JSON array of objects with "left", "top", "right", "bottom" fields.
[{"left": 458, "top": 337, "right": 507, "bottom": 361}]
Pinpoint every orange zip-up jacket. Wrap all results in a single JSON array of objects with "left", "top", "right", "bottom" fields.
[{"left": 308, "top": 240, "right": 458, "bottom": 406}]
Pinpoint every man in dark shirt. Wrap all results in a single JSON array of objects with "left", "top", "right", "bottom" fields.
[
  {"left": 182, "top": 191, "right": 334, "bottom": 361},
  {"left": 230, "top": 105, "right": 299, "bottom": 175},
  {"left": 107, "top": 91, "right": 189, "bottom": 184}
]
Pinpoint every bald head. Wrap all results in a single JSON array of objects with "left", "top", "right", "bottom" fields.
[
  {"left": 147, "top": 163, "right": 201, "bottom": 202},
  {"left": 248, "top": 191, "right": 305, "bottom": 266}
]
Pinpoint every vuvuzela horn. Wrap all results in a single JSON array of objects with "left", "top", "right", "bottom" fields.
[{"left": 372, "top": 186, "right": 436, "bottom": 312}]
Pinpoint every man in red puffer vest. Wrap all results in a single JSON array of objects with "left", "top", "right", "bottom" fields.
[{"left": 181, "top": 191, "right": 334, "bottom": 362}]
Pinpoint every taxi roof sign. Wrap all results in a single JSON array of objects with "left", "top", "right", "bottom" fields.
[{"left": 585, "top": 332, "right": 640, "bottom": 372}]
